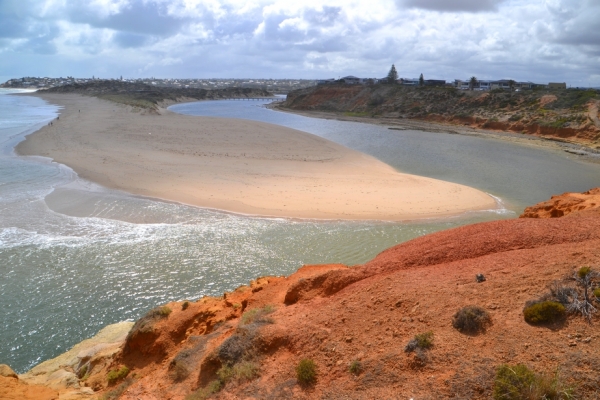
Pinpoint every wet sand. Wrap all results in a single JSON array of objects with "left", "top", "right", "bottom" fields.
[{"left": 16, "top": 93, "right": 496, "bottom": 221}]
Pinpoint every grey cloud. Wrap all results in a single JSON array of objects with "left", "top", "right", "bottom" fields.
[
  {"left": 68, "top": 1, "right": 187, "bottom": 37},
  {"left": 536, "top": 0, "right": 600, "bottom": 52},
  {"left": 303, "top": 6, "right": 342, "bottom": 27},
  {"left": 399, "top": 0, "right": 506, "bottom": 12},
  {"left": 114, "top": 32, "right": 150, "bottom": 48}
]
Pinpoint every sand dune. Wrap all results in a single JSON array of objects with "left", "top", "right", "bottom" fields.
[{"left": 16, "top": 93, "right": 496, "bottom": 220}]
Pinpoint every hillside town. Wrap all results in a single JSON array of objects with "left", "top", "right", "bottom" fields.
[
  {"left": 320, "top": 75, "right": 567, "bottom": 90},
  {"left": 0, "top": 77, "right": 316, "bottom": 93}
]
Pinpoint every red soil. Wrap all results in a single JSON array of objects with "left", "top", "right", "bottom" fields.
[{"left": 78, "top": 190, "right": 600, "bottom": 399}]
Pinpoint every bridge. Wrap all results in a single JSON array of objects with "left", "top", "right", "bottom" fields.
[{"left": 223, "top": 97, "right": 285, "bottom": 101}]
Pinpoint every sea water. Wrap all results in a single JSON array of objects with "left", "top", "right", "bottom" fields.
[{"left": 1, "top": 91, "right": 599, "bottom": 373}]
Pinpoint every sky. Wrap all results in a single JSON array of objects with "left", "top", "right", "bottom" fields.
[{"left": 1, "top": 0, "right": 599, "bottom": 86}]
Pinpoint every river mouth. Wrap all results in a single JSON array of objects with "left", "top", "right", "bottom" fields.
[{"left": 1, "top": 91, "right": 599, "bottom": 373}]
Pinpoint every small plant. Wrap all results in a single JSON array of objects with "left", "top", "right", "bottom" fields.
[
  {"left": 593, "top": 287, "right": 600, "bottom": 300},
  {"left": 101, "top": 377, "right": 134, "bottom": 400},
  {"left": 77, "top": 364, "right": 88, "bottom": 379},
  {"left": 493, "top": 364, "right": 574, "bottom": 400},
  {"left": 296, "top": 358, "right": 317, "bottom": 386},
  {"left": 232, "top": 361, "right": 259, "bottom": 382},
  {"left": 349, "top": 360, "right": 362, "bottom": 375},
  {"left": 452, "top": 306, "right": 492, "bottom": 334},
  {"left": 405, "top": 331, "right": 434, "bottom": 352},
  {"left": 182, "top": 301, "right": 189, "bottom": 311},
  {"left": 106, "top": 366, "right": 130, "bottom": 385},
  {"left": 169, "top": 360, "right": 190, "bottom": 382},
  {"left": 523, "top": 301, "right": 566, "bottom": 324},
  {"left": 185, "top": 380, "right": 222, "bottom": 400},
  {"left": 156, "top": 306, "right": 172, "bottom": 316},
  {"left": 232, "top": 303, "right": 241, "bottom": 310},
  {"left": 240, "top": 305, "right": 275, "bottom": 325},
  {"left": 578, "top": 266, "right": 592, "bottom": 279}
]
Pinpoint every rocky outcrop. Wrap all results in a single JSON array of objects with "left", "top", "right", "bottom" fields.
[
  {"left": 16, "top": 321, "right": 133, "bottom": 399},
  {"left": 520, "top": 188, "right": 600, "bottom": 218},
  {"left": 13, "top": 189, "right": 600, "bottom": 399},
  {"left": 283, "top": 85, "right": 600, "bottom": 148}
]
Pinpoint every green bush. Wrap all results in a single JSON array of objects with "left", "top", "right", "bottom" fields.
[
  {"left": 578, "top": 266, "right": 592, "bottom": 279},
  {"left": 182, "top": 301, "right": 189, "bottom": 311},
  {"left": 494, "top": 364, "right": 574, "bottom": 400},
  {"left": 452, "top": 306, "right": 491, "bottom": 334},
  {"left": 296, "top": 358, "right": 317, "bottom": 385},
  {"left": 349, "top": 360, "right": 362, "bottom": 375},
  {"left": 523, "top": 301, "right": 566, "bottom": 324},
  {"left": 593, "top": 287, "right": 600, "bottom": 299},
  {"left": 405, "top": 331, "right": 434, "bottom": 352},
  {"left": 106, "top": 366, "right": 130, "bottom": 385}
]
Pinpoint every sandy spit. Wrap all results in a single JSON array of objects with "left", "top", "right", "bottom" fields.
[{"left": 16, "top": 93, "right": 496, "bottom": 221}]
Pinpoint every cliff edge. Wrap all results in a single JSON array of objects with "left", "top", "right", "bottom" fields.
[
  {"left": 7, "top": 189, "right": 600, "bottom": 399},
  {"left": 282, "top": 85, "right": 600, "bottom": 150}
]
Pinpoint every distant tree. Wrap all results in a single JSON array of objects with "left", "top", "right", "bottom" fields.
[
  {"left": 508, "top": 79, "right": 516, "bottom": 91},
  {"left": 387, "top": 64, "right": 398, "bottom": 84},
  {"left": 469, "top": 76, "right": 478, "bottom": 90},
  {"left": 419, "top": 73, "right": 424, "bottom": 87}
]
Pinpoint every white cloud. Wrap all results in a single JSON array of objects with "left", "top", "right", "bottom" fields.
[{"left": 0, "top": 0, "right": 598, "bottom": 86}]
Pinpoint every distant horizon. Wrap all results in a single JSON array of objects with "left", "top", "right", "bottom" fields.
[{"left": 3, "top": 76, "right": 600, "bottom": 91}]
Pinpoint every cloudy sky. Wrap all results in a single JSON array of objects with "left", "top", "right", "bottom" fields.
[{"left": 1, "top": 0, "right": 599, "bottom": 86}]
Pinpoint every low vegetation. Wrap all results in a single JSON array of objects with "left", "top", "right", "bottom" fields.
[
  {"left": 296, "top": 358, "right": 317, "bottom": 386},
  {"left": 493, "top": 364, "right": 574, "bottom": 400},
  {"left": 186, "top": 362, "right": 260, "bottom": 400},
  {"left": 126, "top": 305, "right": 172, "bottom": 337},
  {"left": 452, "top": 306, "right": 492, "bottom": 334},
  {"left": 182, "top": 301, "right": 190, "bottom": 311},
  {"left": 405, "top": 331, "right": 434, "bottom": 352},
  {"left": 523, "top": 301, "right": 566, "bottom": 324},
  {"left": 240, "top": 305, "right": 275, "bottom": 325},
  {"left": 525, "top": 266, "right": 598, "bottom": 324},
  {"left": 106, "top": 366, "right": 130, "bottom": 385},
  {"left": 101, "top": 377, "right": 135, "bottom": 400},
  {"left": 348, "top": 360, "right": 362, "bottom": 375}
]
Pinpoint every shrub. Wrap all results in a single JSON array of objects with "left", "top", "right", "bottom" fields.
[
  {"left": 349, "top": 360, "right": 362, "bottom": 375},
  {"left": 106, "top": 366, "right": 130, "bottom": 385},
  {"left": 593, "top": 287, "right": 600, "bottom": 299},
  {"left": 169, "top": 360, "right": 190, "bottom": 382},
  {"left": 493, "top": 364, "right": 574, "bottom": 400},
  {"left": 233, "top": 361, "right": 259, "bottom": 382},
  {"left": 101, "top": 378, "right": 134, "bottom": 400},
  {"left": 578, "top": 266, "right": 592, "bottom": 279},
  {"left": 452, "top": 306, "right": 491, "bottom": 334},
  {"left": 185, "top": 380, "right": 222, "bottom": 400},
  {"left": 523, "top": 301, "right": 565, "bottom": 324},
  {"left": 296, "top": 358, "right": 317, "bottom": 385},
  {"left": 182, "top": 301, "right": 189, "bottom": 311},
  {"left": 240, "top": 305, "right": 275, "bottom": 325},
  {"left": 405, "top": 331, "right": 434, "bottom": 352}
]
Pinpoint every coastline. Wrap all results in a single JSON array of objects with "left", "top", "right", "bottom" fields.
[
  {"left": 15, "top": 92, "right": 496, "bottom": 221},
  {"left": 272, "top": 105, "right": 600, "bottom": 163}
]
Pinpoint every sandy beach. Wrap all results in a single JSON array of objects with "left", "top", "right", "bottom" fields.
[{"left": 16, "top": 93, "right": 496, "bottom": 220}]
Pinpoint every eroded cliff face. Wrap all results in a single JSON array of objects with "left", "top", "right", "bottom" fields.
[
  {"left": 9, "top": 189, "right": 600, "bottom": 399},
  {"left": 283, "top": 85, "right": 600, "bottom": 148},
  {"left": 520, "top": 188, "right": 600, "bottom": 218}
]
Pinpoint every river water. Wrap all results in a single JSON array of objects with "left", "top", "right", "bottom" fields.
[{"left": 1, "top": 91, "right": 599, "bottom": 373}]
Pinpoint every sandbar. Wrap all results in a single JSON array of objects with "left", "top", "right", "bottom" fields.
[{"left": 16, "top": 93, "right": 496, "bottom": 220}]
